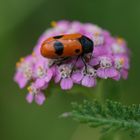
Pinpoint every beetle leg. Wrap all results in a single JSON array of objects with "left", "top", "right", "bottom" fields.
[
  {"left": 70, "top": 56, "right": 80, "bottom": 75},
  {"left": 49, "top": 57, "right": 69, "bottom": 67},
  {"left": 56, "top": 57, "right": 69, "bottom": 66},
  {"left": 81, "top": 56, "right": 88, "bottom": 73}
]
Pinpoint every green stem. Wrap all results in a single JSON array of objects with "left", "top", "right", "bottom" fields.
[
  {"left": 70, "top": 81, "right": 106, "bottom": 140},
  {"left": 93, "top": 81, "right": 121, "bottom": 140},
  {"left": 94, "top": 80, "right": 105, "bottom": 103}
]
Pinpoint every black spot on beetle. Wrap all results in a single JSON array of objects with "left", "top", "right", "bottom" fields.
[
  {"left": 75, "top": 49, "right": 80, "bottom": 53},
  {"left": 78, "top": 35, "right": 94, "bottom": 54},
  {"left": 54, "top": 41, "right": 64, "bottom": 55},
  {"left": 53, "top": 35, "right": 63, "bottom": 39}
]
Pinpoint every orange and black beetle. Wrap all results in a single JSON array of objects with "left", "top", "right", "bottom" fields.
[
  {"left": 40, "top": 33, "right": 94, "bottom": 59},
  {"left": 40, "top": 33, "right": 94, "bottom": 72}
]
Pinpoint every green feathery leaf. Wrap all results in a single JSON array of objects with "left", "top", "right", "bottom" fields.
[{"left": 63, "top": 100, "right": 140, "bottom": 137}]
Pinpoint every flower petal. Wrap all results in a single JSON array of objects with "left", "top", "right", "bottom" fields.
[
  {"left": 82, "top": 76, "right": 96, "bottom": 87},
  {"left": 121, "top": 69, "right": 128, "bottom": 79},
  {"left": 93, "top": 46, "right": 109, "bottom": 57},
  {"left": 89, "top": 58, "right": 99, "bottom": 66},
  {"left": 14, "top": 73, "right": 28, "bottom": 88},
  {"left": 26, "top": 93, "right": 34, "bottom": 103},
  {"left": 54, "top": 68, "right": 61, "bottom": 83},
  {"left": 97, "top": 68, "right": 107, "bottom": 79},
  {"left": 54, "top": 72, "right": 61, "bottom": 83},
  {"left": 35, "top": 92, "right": 46, "bottom": 105},
  {"left": 113, "top": 72, "right": 121, "bottom": 81},
  {"left": 35, "top": 79, "right": 46, "bottom": 88},
  {"left": 45, "top": 69, "right": 53, "bottom": 82},
  {"left": 75, "top": 58, "right": 84, "bottom": 68},
  {"left": 60, "top": 78, "right": 73, "bottom": 90},
  {"left": 71, "top": 72, "right": 83, "bottom": 83},
  {"left": 14, "top": 72, "right": 21, "bottom": 82},
  {"left": 105, "top": 67, "right": 118, "bottom": 78}
]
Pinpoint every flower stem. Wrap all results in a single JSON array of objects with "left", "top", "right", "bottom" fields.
[
  {"left": 93, "top": 81, "right": 121, "bottom": 140},
  {"left": 94, "top": 80, "right": 105, "bottom": 103}
]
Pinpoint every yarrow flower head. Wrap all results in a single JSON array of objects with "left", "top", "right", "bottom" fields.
[{"left": 14, "top": 20, "right": 130, "bottom": 105}]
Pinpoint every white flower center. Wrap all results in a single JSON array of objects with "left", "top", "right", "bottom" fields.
[
  {"left": 36, "top": 66, "right": 45, "bottom": 78},
  {"left": 28, "top": 84, "right": 38, "bottom": 95},
  {"left": 112, "top": 43, "right": 125, "bottom": 54},
  {"left": 19, "top": 62, "right": 33, "bottom": 79},
  {"left": 114, "top": 58, "right": 124, "bottom": 70},
  {"left": 59, "top": 65, "right": 71, "bottom": 78},
  {"left": 100, "top": 57, "right": 112, "bottom": 68},
  {"left": 82, "top": 66, "right": 97, "bottom": 77},
  {"left": 93, "top": 33, "right": 104, "bottom": 46}
]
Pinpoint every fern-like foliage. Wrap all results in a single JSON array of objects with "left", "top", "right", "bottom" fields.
[{"left": 63, "top": 100, "right": 140, "bottom": 137}]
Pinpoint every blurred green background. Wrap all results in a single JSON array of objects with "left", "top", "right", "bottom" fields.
[{"left": 0, "top": 0, "right": 140, "bottom": 140}]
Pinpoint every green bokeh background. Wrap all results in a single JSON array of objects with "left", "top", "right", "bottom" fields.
[{"left": 0, "top": 0, "right": 140, "bottom": 140}]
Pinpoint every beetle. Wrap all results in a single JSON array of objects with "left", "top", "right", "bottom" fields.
[
  {"left": 40, "top": 33, "right": 94, "bottom": 72},
  {"left": 41, "top": 33, "right": 94, "bottom": 58}
]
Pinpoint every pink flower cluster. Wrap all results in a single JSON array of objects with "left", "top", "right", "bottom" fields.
[{"left": 14, "top": 20, "right": 130, "bottom": 105}]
